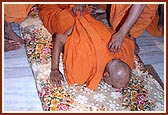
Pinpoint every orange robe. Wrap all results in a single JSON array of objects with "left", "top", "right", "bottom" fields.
[
  {"left": 38, "top": 4, "right": 75, "bottom": 35},
  {"left": 4, "top": 4, "right": 34, "bottom": 23},
  {"left": 38, "top": 4, "right": 135, "bottom": 90},
  {"left": 108, "top": 4, "right": 162, "bottom": 38},
  {"left": 99, "top": 4, "right": 107, "bottom": 11},
  {"left": 145, "top": 14, "right": 163, "bottom": 37}
]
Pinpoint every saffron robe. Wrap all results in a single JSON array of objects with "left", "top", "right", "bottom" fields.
[
  {"left": 100, "top": 4, "right": 163, "bottom": 38},
  {"left": 38, "top": 4, "right": 135, "bottom": 90},
  {"left": 4, "top": 4, "right": 34, "bottom": 23}
]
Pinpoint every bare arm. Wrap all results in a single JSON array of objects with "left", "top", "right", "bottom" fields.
[
  {"left": 51, "top": 34, "right": 65, "bottom": 71},
  {"left": 118, "top": 4, "right": 146, "bottom": 35},
  {"left": 50, "top": 27, "right": 73, "bottom": 87},
  {"left": 108, "top": 4, "right": 146, "bottom": 53},
  {"left": 50, "top": 33, "right": 66, "bottom": 87}
]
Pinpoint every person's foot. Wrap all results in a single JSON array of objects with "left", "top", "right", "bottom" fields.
[
  {"left": 4, "top": 39, "right": 23, "bottom": 52},
  {"left": 4, "top": 21, "right": 24, "bottom": 52},
  {"left": 4, "top": 31, "right": 24, "bottom": 52}
]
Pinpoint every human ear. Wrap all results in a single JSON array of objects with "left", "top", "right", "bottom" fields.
[{"left": 103, "top": 72, "right": 109, "bottom": 78}]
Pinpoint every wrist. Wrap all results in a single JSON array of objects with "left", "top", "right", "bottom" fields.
[
  {"left": 118, "top": 28, "right": 128, "bottom": 35},
  {"left": 51, "top": 68, "right": 59, "bottom": 71}
]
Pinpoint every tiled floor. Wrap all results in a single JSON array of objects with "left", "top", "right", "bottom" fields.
[
  {"left": 3, "top": 23, "right": 165, "bottom": 111},
  {"left": 137, "top": 31, "right": 164, "bottom": 83},
  {"left": 3, "top": 23, "right": 43, "bottom": 111},
  {"left": 3, "top": 47, "right": 43, "bottom": 111}
]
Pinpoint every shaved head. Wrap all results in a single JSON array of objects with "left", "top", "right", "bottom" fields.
[{"left": 104, "top": 59, "right": 131, "bottom": 88}]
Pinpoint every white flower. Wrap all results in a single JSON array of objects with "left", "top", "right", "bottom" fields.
[
  {"left": 154, "top": 92, "right": 164, "bottom": 99},
  {"left": 109, "top": 103, "right": 117, "bottom": 110},
  {"left": 93, "top": 93, "right": 106, "bottom": 102},
  {"left": 32, "top": 63, "right": 40, "bottom": 72},
  {"left": 75, "top": 95, "right": 88, "bottom": 104},
  {"left": 110, "top": 92, "right": 122, "bottom": 99}
]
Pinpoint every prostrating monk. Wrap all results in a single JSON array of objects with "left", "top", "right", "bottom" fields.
[
  {"left": 38, "top": 4, "right": 135, "bottom": 90},
  {"left": 4, "top": 4, "right": 34, "bottom": 52},
  {"left": 98, "top": 4, "right": 163, "bottom": 54}
]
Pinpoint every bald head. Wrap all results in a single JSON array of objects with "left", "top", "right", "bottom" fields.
[{"left": 103, "top": 59, "right": 131, "bottom": 88}]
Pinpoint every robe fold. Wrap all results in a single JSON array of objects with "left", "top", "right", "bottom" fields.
[
  {"left": 38, "top": 4, "right": 75, "bottom": 35},
  {"left": 4, "top": 4, "right": 34, "bottom": 23},
  {"left": 146, "top": 14, "right": 163, "bottom": 37},
  {"left": 129, "top": 4, "right": 161, "bottom": 38}
]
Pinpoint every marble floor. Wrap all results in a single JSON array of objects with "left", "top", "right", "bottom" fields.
[
  {"left": 2, "top": 23, "right": 165, "bottom": 112},
  {"left": 3, "top": 23, "right": 43, "bottom": 112},
  {"left": 137, "top": 31, "right": 165, "bottom": 83}
]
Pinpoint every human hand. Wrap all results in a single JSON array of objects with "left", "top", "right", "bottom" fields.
[
  {"left": 108, "top": 31, "right": 125, "bottom": 53},
  {"left": 50, "top": 69, "right": 64, "bottom": 87},
  {"left": 86, "top": 5, "right": 106, "bottom": 19},
  {"left": 86, "top": 5, "right": 98, "bottom": 15},
  {"left": 73, "top": 4, "right": 85, "bottom": 17}
]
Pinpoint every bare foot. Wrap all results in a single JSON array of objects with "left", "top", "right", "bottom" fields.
[
  {"left": 4, "top": 21, "right": 24, "bottom": 52},
  {"left": 4, "top": 39, "right": 22, "bottom": 52}
]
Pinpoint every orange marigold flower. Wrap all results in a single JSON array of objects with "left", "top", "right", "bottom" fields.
[
  {"left": 51, "top": 105, "right": 58, "bottom": 111},
  {"left": 36, "top": 44, "right": 44, "bottom": 51},
  {"left": 131, "top": 91, "right": 138, "bottom": 97},
  {"left": 132, "top": 97, "right": 138, "bottom": 103},
  {"left": 52, "top": 92, "right": 63, "bottom": 98},
  {"left": 129, "top": 104, "right": 136, "bottom": 110},
  {"left": 51, "top": 99, "right": 59, "bottom": 106},
  {"left": 138, "top": 104, "right": 144, "bottom": 110}
]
